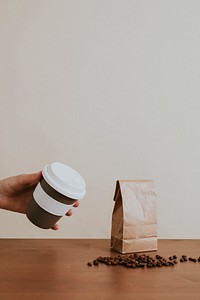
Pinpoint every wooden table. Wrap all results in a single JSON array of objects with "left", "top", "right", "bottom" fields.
[{"left": 0, "top": 239, "right": 200, "bottom": 300}]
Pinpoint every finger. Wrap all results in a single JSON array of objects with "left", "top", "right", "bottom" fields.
[
  {"left": 73, "top": 200, "right": 80, "bottom": 208},
  {"left": 51, "top": 223, "right": 59, "bottom": 230},
  {"left": 17, "top": 171, "right": 42, "bottom": 188},
  {"left": 2, "top": 171, "right": 42, "bottom": 195},
  {"left": 66, "top": 209, "right": 73, "bottom": 216}
]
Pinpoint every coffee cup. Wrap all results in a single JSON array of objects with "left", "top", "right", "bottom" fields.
[{"left": 26, "top": 162, "right": 86, "bottom": 229}]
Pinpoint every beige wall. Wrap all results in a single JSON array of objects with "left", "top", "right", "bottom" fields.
[{"left": 1, "top": 0, "right": 200, "bottom": 238}]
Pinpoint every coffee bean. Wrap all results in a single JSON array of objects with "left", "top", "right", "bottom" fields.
[
  {"left": 173, "top": 260, "right": 178, "bottom": 264},
  {"left": 159, "top": 259, "right": 166, "bottom": 265},
  {"left": 183, "top": 257, "right": 188, "bottom": 262},
  {"left": 152, "top": 263, "right": 157, "bottom": 267},
  {"left": 126, "top": 263, "right": 132, "bottom": 268},
  {"left": 97, "top": 256, "right": 103, "bottom": 261},
  {"left": 156, "top": 262, "right": 163, "bottom": 267},
  {"left": 181, "top": 255, "right": 187, "bottom": 261},
  {"left": 147, "top": 264, "right": 153, "bottom": 268},
  {"left": 93, "top": 260, "right": 99, "bottom": 266},
  {"left": 135, "top": 262, "right": 141, "bottom": 267},
  {"left": 87, "top": 262, "right": 92, "bottom": 266},
  {"left": 189, "top": 258, "right": 197, "bottom": 262},
  {"left": 173, "top": 255, "right": 177, "bottom": 259},
  {"left": 180, "top": 258, "right": 185, "bottom": 262},
  {"left": 131, "top": 264, "right": 137, "bottom": 268},
  {"left": 156, "top": 255, "right": 162, "bottom": 259}
]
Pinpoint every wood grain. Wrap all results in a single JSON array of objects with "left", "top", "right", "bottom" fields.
[{"left": 0, "top": 239, "right": 200, "bottom": 300}]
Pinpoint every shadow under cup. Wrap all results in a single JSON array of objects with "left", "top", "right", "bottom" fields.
[{"left": 26, "top": 177, "right": 77, "bottom": 229}]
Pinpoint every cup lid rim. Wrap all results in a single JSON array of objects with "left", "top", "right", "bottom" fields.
[{"left": 42, "top": 162, "right": 86, "bottom": 199}]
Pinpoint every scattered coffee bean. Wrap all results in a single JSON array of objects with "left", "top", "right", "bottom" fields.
[
  {"left": 189, "top": 258, "right": 197, "bottom": 262},
  {"left": 126, "top": 263, "right": 132, "bottom": 268},
  {"left": 135, "top": 262, "right": 141, "bottom": 267},
  {"left": 147, "top": 263, "right": 153, "bottom": 268},
  {"left": 182, "top": 255, "right": 187, "bottom": 261},
  {"left": 97, "top": 256, "right": 103, "bottom": 261},
  {"left": 131, "top": 264, "right": 137, "bottom": 268},
  {"left": 87, "top": 252, "right": 200, "bottom": 270},
  {"left": 93, "top": 260, "right": 99, "bottom": 266},
  {"left": 156, "top": 262, "right": 163, "bottom": 267},
  {"left": 183, "top": 258, "right": 188, "bottom": 262}
]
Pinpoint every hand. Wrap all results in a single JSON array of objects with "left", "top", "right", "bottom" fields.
[{"left": 0, "top": 172, "right": 79, "bottom": 230}]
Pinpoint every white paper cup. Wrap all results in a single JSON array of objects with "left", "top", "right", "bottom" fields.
[{"left": 26, "top": 162, "right": 86, "bottom": 229}]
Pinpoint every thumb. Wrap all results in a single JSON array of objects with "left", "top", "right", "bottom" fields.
[{"left": 15, "top": 171, "right": 42, "bottom": 189}]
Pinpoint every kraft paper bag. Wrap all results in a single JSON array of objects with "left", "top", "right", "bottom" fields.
[{"left": 111, "top": 180, "right": 157, "bottom": 253}]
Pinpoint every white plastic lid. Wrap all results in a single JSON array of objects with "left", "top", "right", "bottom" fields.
[{"left": 42, "top": 162, "right": 86, "bottom": 200}]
